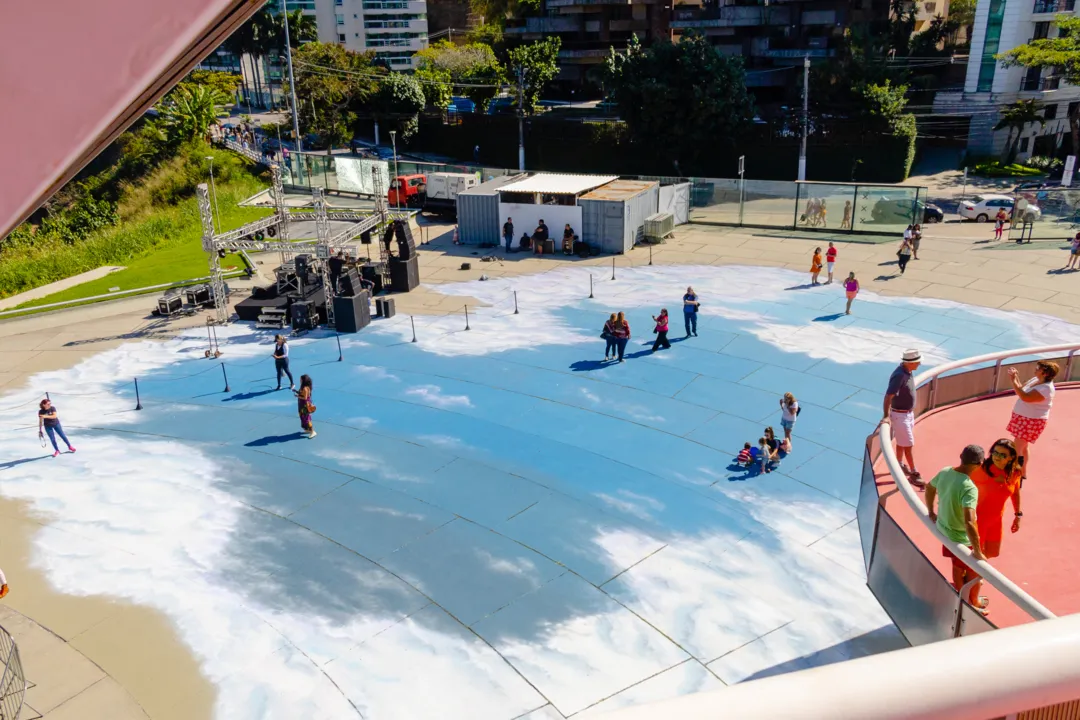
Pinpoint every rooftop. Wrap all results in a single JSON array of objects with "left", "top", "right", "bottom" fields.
[
  {"left": 497, "top": 173, "right": 619, "bottom": 196},
  {"left": 580, "top": 180, "right": 658, "bottom": 201}
]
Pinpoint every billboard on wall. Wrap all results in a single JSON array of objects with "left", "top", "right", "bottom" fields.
[{"left": 335, "top": 157, "right": 390, "bottom": 196}]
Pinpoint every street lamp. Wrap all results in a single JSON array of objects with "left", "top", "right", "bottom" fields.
[
  {"left": 205, "top": 156, "right": 221, "bottom": 234},
  {"left": 389, "top": 130, "right": 400, "bottom": 210}
]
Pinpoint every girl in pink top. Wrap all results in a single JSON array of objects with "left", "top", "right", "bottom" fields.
[
  {"left": 651, "top": 309, "right": 671, "bottom": 352},
  {"left": 844, "top": 272, "right": 860, "bottom": 315}
]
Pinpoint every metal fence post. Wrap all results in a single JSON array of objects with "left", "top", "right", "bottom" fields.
[{"left": 993, "top": 359, "right": 1003, "bottom": 393}]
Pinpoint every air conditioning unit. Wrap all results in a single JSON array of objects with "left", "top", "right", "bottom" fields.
[{"left": 644, "top": 212, "right": 675, "bottom": 243}]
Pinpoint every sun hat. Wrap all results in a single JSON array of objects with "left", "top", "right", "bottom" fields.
[{"left": 902, "top": 349, "right": 922, "bottom": 362}]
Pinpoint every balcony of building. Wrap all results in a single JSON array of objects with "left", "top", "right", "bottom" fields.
[
  {"left": 546, "top": 0, "right": 664, "bottom": 9},
  {"left": 1020, "top": 66, "right": 1064, "bottom": 93},
  {"left": 504, "top": 16, "right": 584, "bottom": 34},
  {"left": 1033, "top": 0, "right": 1076, "bottom": 14},
  {"left": 365, "top": 34, "right": 427, "bottom": 51},
  {"left": 362, "top": 1, "right": 427, "bottom": 14},
  {"left": 365, "top": 17, "right": 429, "bottom": 32},
  {"left": 671, "top": 4, "right": 792, "bottom": 28},
  {"left": 751, "top": 35, "right": 838, "bottom": 58}
]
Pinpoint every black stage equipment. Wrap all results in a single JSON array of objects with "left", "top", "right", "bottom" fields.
[
  {"left": 333, "top": 291, "right": 371, "bottom": 333},
  {"left": 389, "top": 256, "right": 419, "bottom": 293},
  {"left": 290, "top": 300, "right": 318, "bottom": 331}
]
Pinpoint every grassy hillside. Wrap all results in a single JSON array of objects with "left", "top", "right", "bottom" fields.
[{"left": 1, "top": 142, "right": 270, "bottom": 309}]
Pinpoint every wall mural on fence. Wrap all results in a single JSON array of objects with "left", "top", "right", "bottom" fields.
[{"left": 0, "top": 265, "right": 1074, "bottom": 719}]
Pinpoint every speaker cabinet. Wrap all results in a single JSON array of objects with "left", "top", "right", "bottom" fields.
[
  {"left": 333, "top": 291, "right": 371, "bottom": 333},
  {"left": 375, "top": 297, "right": 397, "bottom": 319},
  {"left": 339, "top": 268, "right": 363, "bottom": 297},
  {"left": 290, "top": 300, "right": 317, "bottom": 331},
  {"left": 388, "top": 256, "right": 419, "bottom": 293},
  {"left": 361, "top": 262, "right": 385, "bottom": 293}
]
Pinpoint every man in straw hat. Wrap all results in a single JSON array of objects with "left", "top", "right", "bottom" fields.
[{"left": 884, "top": 348, "right": 924, "bottom": 486}]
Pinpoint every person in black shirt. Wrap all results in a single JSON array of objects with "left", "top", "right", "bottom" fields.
[
  {"left": 38, "top": 399, "right": 75, "bottom": 457},
  {"left": 273, "top": 335, "right": 295, "bottom": 391},
  {"left": 535, "top": 220, "right": 549, "bottom": 242},
  {"left": 503, "top": 218, "right": 514, "bottom": 253},
  {"left": 327, "top": 251, "right": 345, "bottom": 294},
  {"left": 562, "top": 224, "right": 575, "bottom": 255}
]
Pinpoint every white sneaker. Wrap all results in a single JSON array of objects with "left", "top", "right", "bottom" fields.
[{"left": 307, "top": 430, "right": 317, "bottom": 439}]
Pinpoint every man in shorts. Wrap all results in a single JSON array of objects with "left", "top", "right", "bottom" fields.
[
  {"left": 884, "top": 349, "right": 923, "bottom": 485},
  {"left": 825, "top": 242, "right": 837, "bottom": 284},
  {"left": 925, "top": 444, "right": 987, "bottom": 612}
]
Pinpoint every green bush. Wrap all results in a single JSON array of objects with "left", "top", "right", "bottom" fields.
[
  {"left": 1026, "top": 155, "right": 1063, "bottom": 173},
  {"left": 971, "top": 161, "right": 1044, "bottom": 177}
]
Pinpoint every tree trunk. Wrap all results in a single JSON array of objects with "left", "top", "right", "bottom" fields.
[
  {"left": 248, "top": 53, "right": 264, "bottom": 109},
  {"left": 1004, "top": 128, "right": 1018, "bottom": 165}
]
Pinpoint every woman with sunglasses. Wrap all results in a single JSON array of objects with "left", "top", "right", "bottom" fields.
[{"left": 967, "top": 439, "right": 1023, "bottom": 615}]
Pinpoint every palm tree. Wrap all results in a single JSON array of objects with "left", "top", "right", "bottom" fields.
[
  {"left": 260, "top": 8, "right": 317, "bottom": 110},
  {"left": 995, "top": 100, "right": 1045, "bottom": 164},
  {"left": 159, "top": 85, "right": 230, "bottom": 143}
]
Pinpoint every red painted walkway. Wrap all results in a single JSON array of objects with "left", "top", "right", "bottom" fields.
[{"left": 876, "top": 387, "right": 1079, "bottom": 629}]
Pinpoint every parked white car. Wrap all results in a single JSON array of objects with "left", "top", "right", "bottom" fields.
[{"left": 959, "top": 194, "right": 1042, "bottom": 222}]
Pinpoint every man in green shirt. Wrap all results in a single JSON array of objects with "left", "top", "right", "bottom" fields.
[{"left": 925, "top": 444, "right": 988, "bottom": 613}]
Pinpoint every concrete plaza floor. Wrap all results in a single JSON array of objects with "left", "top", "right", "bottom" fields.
[{"left": 0, "top": 217, "right": 1077, "bottom": 719}]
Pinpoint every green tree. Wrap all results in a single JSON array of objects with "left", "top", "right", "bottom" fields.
[
  {"left": 415, "top": 40, "right": 505, "bottom": 110},
  {"left": 507, "top": 37, "right": 561, "bottom": 114},
  {"left": 998, "top": 14, "right": 1080, "bottom": 154},
  {"left": 860, "top": 80, "right": 918, "bottom": 178},
  {"left": 604, "top": 35, "right": 754, "bottom": 170},
  {"left": 367, "top": 72, "right": 426, "bottom": 140},
  {"left": 158, "top": 85, "right": 230, "bottom": 144},
  {"left": 994, "top": 100, "right": 1045, "bottom": 164},
  {"left": 948, "top": 0, "right": 975, "bottom": 42},
  {"left": 180, "top": 70, "right": 242, "bottom": 101},
  {"left": 289, "top": 42, "right": 379, "bottom": 149}
]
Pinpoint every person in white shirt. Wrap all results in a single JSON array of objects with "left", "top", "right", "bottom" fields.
[
  {"left": 0, "top": 566, "right": 8, "bottom": 599},
  {"left": 1005, "top": 360, "right": 1058, "bottom": 482},
  {"left": 779, "top": 392, "right": 799, "bottom": 446}
]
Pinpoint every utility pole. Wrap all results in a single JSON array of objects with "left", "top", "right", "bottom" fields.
[
  {"left": 798, "top": 55, "right": 809, "bottom": 182},
  {"left": 517, "top": 66, "right": 527, "bottom": 172},
  {"left": 281, "top": 0, "right": 304, "bottom": 181},
  {"left": 390, "top": 130, "right": 400, "bottom": 210}
]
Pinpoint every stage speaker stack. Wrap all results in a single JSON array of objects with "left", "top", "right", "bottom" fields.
[
  {"left": 389, "top": 256, "right": 419, "bottom": 293},
  {"left": 333, "top": 290, "right": 371, "bottom": 333},
  {"left": 393, "top": 220, "right": 416, "bottom": 260},
  {"left": 290, "top": 300, "right": 318, "bottom": 331},
  {"left": 294, "top": 254, "right": 311, "bottom": 276},
  {"left": 375, "top": 297, "right": 396, "bottom": 319},
  {"left": 361, "top": 262, "right": 385, "bottom": 294},
  {"left": 339, "top": 268, "right": 363, "bottom": 297}
]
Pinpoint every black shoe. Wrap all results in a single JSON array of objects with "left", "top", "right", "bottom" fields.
[{"left": 693, "top": 332, "right": 698, "bottom": 337}]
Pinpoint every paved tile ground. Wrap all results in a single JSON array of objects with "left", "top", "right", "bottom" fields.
[{"left": 0, "top": 217, "right": 1078, "bottom": 719}]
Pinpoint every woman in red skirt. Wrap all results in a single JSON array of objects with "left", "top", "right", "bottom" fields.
[{"left": 1005, "top": 360, "right": 1058, "bottom": 482}]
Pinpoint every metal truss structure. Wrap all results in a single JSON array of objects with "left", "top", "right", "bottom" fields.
[{"left": 199, "top": 164, "right": 400, "bottom": 325}]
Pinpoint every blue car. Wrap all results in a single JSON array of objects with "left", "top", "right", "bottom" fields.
[{"left": 449, "top": 96, "right": 476, "bottom": 113}]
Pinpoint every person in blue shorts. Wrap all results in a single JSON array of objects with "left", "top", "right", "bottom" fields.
[{"left": 682, "top": 286, "right": 700, "bottom": 337}]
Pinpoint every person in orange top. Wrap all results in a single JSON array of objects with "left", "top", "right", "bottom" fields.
[
  {"left": 967, "top": 438, "right": 1023, "bottom": 612},
  {"left": 810, "top": 247, "right": 823, "bottom": 286}
]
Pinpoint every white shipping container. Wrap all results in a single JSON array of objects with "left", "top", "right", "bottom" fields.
[{"left": 426, "top": 172, "right": 479, "bottom": 201}]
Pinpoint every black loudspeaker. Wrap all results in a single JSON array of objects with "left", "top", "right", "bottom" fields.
[
  {"left": 389, "top": 256, "right": 419, "bottom": 293},
  {"left": 251, "top": 285, "right": 275, "bottom": 300},
  {"left": 574, "top": 240, "right": 590, "bottom": 258},
  {"left": 375, "top": 297, "right": 397, "bottom": 319},
  {"left": 294, "top": 254, "right": 311, "bottom": 276},
  {"left": 394, "top": 220, "right": 416, "bottom": 260},
  {"left": 333, "top": 291, "right": 371, "bottom": 333},
  {"left": 291, "top": 300, "right": 317, "bottom": 331},
  {"left": 543, "top": 239, "right": 555, "bottom": 255},
  {"left": 361, "top": 262, "right": 385, "bottom": 293},
  {"left": 360, "top": 230, "right": 372, "bottom": 245},
  {"left": 339, "top": 268, "right": 363, "bottom": 297}
]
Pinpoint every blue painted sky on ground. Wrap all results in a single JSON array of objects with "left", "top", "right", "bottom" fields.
[{"left": 1, "top": 265, "right": 1075, "bottom": 719}]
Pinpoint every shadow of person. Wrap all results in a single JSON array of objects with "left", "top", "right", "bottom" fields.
[
  {"left": 784, "top": 283, "right": 818, "bottom": 291},
  {"left": 725, "top": 462, "right": 759, "bottom": 482},
  {"left": 0, "top": 455, "right": 52, "bottom": 471},
  {"left": 222, "top": 388, "right": 278, "bottom": 402},
  {"left": 244, "top": 433, "right": 308, "bottom": 447},
  {"left": 569, "top": 359, "right": 613, "bottom": 372},
  {"left": 813, "top": 313, "right": 847, "bottom": 322},
  {"left": 874, "top": 274, "right": 896, "bottom": 281}
]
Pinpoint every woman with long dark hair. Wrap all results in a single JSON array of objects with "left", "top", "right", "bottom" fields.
[
  {"left": 294, "top": 374, "right": 316, "bottom": 438},
  {"left": 612, "top": 311, "right": 631, "bottom": 363},
  {"left": 651, "top": 308, "right": 671, "bottom": 352},
  {"left": 38, "top": 398, "right": 75, "bottom": 457},
  {"left": 602, "top": 313, "right": 618, "bottom": 361},
  {"left": 966, "top": 438, "right": 1023, "bottom": 615}
]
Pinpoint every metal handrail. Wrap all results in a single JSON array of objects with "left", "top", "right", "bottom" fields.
[
  {"left": 878, "top": 342, "right": 1080, "bottom": 622},
  {"left": 0, "top": 622, "right": 25, "bottom": 720}
]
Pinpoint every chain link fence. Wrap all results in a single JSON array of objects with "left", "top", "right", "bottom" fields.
[{"left": 0, "top": 623, "right": 26, "bottom": 720}]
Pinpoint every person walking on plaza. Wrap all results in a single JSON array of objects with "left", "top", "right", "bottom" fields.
[
  {"left": 294, "top": 374, "right": 316, "bottom": 439},
  {"left": 844, "top": 272, "right": 860, "bottom": 315},
  {"left": 926, "top": 444, "right": 988, "bottom": 614},
  {"left": 602, "top": 313, "right": 618, "bottom": 360},
  {"left": 38, "top": 399, "right": 75, "bottom": 458},
  {"left": 971, "top": 439, "right": 1023, "bottom": 565},
  {"left": 825, "top": 242, "right": 837, "bottom": 284},
  {"left": 883, "top": 349, "right": 923, "bottom": 486},
  {"left": 896, "top": 235, "right": 913, "bottom": 275},
  {"left": 779, "top": 392, "right": 799, "bottom": 445},
  {"left": 994, "top": 208, "right": 1008, "bottom": 240},
  {"left": 651, "top": 309, "right": 671, "bottom": 352},
  {"left": 841, "top": 200, "right": 852, "bottom": 230},
  {"left": 1066, "top": 232, "right": 1080, "bottom": 270},
  {"left": 503, "top": 217, "right": 514, "bottom": 253},
  {"left": 682, "top": 286, "right": 700, "bottom": 337},
  {"left": 912, "top": 223, "right": 923, "bottom": 260},
  {"left": 273, "top": 335, "right": 295, "bottom": 391},
  {"left": 810, "top": 247, "right": 823, "bottom": 285},
  {"left": 1005, "top": 360, "right": 1058, "bottom": 482},
  {"left": 0, "top": 566, "right": 7, "bottom": 599},
  {"left": 612, "top": 312, "right": 631, "bottom": 363}
]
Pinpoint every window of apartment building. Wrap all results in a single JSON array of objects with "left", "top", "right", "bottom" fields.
[
  {"left": 1045, "top": 103, "right": 1059, "bottom": 119},
  {"left": 338, "top": 33, "right": 346, "bottom": 42},
  {"left": 976, "top": 0, "right": 1007, "bottom": 91},
  {"left": 1033, "top": 21, "right": 1051, "bottom": 40},
  {"left": 364, "top": 1, "right": 409, "bottom": 9},
  {"left": 336, "top": 13, "right": 345, "bottom": 24},
  {"left": 336, "top": 0, "right": 343, "bottom": 5},
  {"left": 1020, "top": 137, "right": 1030, "bottom": 152}
]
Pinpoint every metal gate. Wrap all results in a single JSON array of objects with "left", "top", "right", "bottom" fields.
[{"left": 0, "top": 624, "right": 25, "bottom": 720}]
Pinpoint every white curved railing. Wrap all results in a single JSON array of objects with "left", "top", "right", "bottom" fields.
[{"left": 599, "top": 613, "right": 1080, "bottom": 719}]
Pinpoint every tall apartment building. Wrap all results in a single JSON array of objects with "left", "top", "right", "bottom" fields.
[
  {"left": 290, "top": 0, "right": 429, "bottom": 69},
  {"left": 504, "top": 0, "right": 671, "bottom": 82},
  {"left": 933, "top": 0, "right": 1080, "bottom": 158},
  {"left": 668, "top": 0, "right": 890, "bottom": 94}
]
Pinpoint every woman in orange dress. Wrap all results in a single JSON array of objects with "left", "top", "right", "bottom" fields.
[
  {"left": 810, "top": 247, "right": 823, "bottom": 286},
  {"left": 968, "top": 438, "right": 1023, "bottom": 612}
]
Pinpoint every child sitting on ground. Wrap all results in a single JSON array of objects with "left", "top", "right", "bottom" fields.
[{"left": 737, "top": 442, "right": 753, "bottom": 466}]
